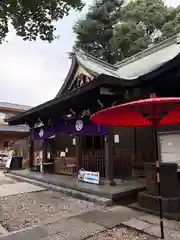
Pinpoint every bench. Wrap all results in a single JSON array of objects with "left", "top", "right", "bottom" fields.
[{"left": 55, "top": 157, "right": 76, "bottom": 176}]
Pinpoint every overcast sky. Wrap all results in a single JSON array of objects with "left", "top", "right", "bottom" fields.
[{"left": 0, "top": 0, "right": 179, "bottom": 107}]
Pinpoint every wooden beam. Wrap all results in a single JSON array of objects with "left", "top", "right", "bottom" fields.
[{"left": 104, "top": 127, "right": 116, "bottom": 186}]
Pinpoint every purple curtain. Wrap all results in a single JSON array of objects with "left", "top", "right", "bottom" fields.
[{"left": 33, "top": 119, "right": 108, "bottom": 140}]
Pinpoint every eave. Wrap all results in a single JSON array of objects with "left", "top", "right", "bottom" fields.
[{"left": 7, "top": 75, "right": 133, "bottom": 126}]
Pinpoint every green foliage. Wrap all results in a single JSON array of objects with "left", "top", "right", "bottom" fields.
[
  {"left": 0, "top": 0, "right": 84, "bottom": 43},
  {"left": 74, "top": 0, "right": 180, "bottom": 64},
  {"left": 73, "top": 0, "right": 124, "bottom": 64}
]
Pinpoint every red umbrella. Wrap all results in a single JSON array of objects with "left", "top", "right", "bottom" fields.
[
  {"left": 91, "top": 95, "right": 180, "bottom": 127},
  {"left": 90, "top": 94, "right": 180, "bottom": 239}
]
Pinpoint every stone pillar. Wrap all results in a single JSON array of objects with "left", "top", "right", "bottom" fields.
[
  {"left": 29, "top": 126, "right": 35, "bottom": 170},
  {"left": 75, "top": 136, "right": 82, "bottom": 173},
  {"left": 104, "top": 127, "right": 116, "bottom": 186}
]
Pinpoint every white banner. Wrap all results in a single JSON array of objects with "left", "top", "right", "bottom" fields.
[
  {"left": 78, "top": 169, "right": 100, "bottom": 185},
  {"left": 5, "top": 157, "right": 12, "bottom": 169}
]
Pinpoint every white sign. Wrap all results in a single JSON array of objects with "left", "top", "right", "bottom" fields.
[
  {"left": 114, "top": 134, "right": 120, "bottom": 143},
  {"left": 5, "top": 157, "right": 12, "bottom": 169},
  {"left": 78, "top": 169, "right": 100, "bottom": 185},
  {"left": 75, "top": 120, "right": 83, "bottom": 131}
]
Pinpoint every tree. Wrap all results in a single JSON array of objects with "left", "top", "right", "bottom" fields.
[
  {"left": 0, "top": 0, "right": 84, "bottom": 43},
  {"left": 74, "top": 0, "right": 180, "bottom": 64},
  {"left": 112, "top": 0, "right": 180, "bottom": 58},
  {"left": 73, "top": 0, "right": 124, "bottom": 64}
]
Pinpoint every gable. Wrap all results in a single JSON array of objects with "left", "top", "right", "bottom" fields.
[
  {"left": 55, "top": 56, "right": 95, "bottom": 98},
  {"left": 68, "top": 65, "right": 94, "bottom": 91}
]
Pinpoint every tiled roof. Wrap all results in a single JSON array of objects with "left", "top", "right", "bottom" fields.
[
  {"left": 0, "top": 124, "right": 29, "bottom": 133},
  {"left": 0, "top": 102, "right": 32, "bottom": 111},
  {"left": 76, "top": 51, "right": 119, "bottom": 78},
  {"left": 75, "top": 33, "right": 180, "bottom": 80}
]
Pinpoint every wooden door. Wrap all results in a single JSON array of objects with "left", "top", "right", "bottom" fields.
[{"left": 82, "top": 136, "right": 105, "bottom": 177}]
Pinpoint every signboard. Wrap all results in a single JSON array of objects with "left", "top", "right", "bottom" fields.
[
  {"left": 5, "top": 157, "right": 12, "bottom": 169},
  {"left": 78, "top": 169, "right": 100, "bottom": 185}
]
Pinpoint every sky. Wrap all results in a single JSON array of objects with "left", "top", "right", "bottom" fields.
[{"left": 0, "top": 0, "right": 179, "bottom": 107}]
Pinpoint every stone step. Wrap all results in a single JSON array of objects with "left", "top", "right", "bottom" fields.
[{"left": 7, "top": 173, "right": 113, "bottom": 207}]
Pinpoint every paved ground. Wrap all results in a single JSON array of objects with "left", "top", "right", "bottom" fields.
[
  {"left": 0, "top": 171, "right": 175, "bottom": 239},
  {"left": 0, "top": 190, "right": 103, "bottom": 231}
]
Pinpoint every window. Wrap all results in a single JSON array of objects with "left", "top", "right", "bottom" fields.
[
  {"left": 83, "top": 136, "right": 104, "bottom": 150},
  {"left": 94, "top": 136, "right": 103, "bottom": 149}
]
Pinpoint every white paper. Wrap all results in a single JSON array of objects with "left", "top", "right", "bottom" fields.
[
  {"left": 65, "top": 148, "right": 68, "bottom": 153},
  {"left": 60, "top": 151, "right": 66, "bottom": 157},
  {"left": 168, "top": 142, "right": 172, "bottom": 146},
  {"left": 72, "top": 138, "right": 76, "bottom": 145},
  {"left": 114, "top": 134, "right": 120, "bottom": 143},
  {"left": 47, "top": 152, "right": 51, "bottom": 159}
]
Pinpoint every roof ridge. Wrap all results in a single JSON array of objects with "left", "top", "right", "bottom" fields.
[
  {"left": 115, "top": 33, "right": 179, "bottom": 68},
  {"left": 75, "top": 48, "right": 116, "bottom": 70}
]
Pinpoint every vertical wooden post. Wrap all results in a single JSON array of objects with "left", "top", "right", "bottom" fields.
[
  {"left": 104, "top": 127, "right": 116, "bottom": 186},
  {"left": 76, "top": 136, "right": 82, "bottom": 173},
  {"left": 133, "top": 127, "right": 137, "bottom": 164},
  {"left": 42, "top": 139, "right": 48, "bottom": 173},
  {"left": 29, "top": 126, "right": 35, "bottom": 170},
  {"left": 132, "top": 127, "right": 137, "bottom": 179}
]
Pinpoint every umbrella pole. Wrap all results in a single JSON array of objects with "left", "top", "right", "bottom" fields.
[{"left": 154, "top": 127, "right": 164, "bottom": 239}]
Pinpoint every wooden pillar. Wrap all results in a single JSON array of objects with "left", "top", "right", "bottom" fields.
[
  {"left": 76, "top": 136, "right": 82, "bottom": 173},
  {"left": 131, "top": 127, "right": 138, "bottom": 179},
  {"left": 104, "top": 127, "right": 116, "bottom": 186},
  {"left": 42, "top": 139, "right": 48, "bottom": 173},
  {"left": 133, "top": 127, "right": 137, "bottom": 164},
  {"left": 29, "top": 126, "right": 35, "bottom": 170}
]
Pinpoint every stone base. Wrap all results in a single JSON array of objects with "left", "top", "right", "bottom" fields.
[
  {"left": 103, "top": 179, "right": 118, "bottom": 186},
  {"left": 133, "top": 191, "right": 180, "bottom": 220},
  {"left": 130, "top": 202, "right": 180, "bottom": 221}
]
